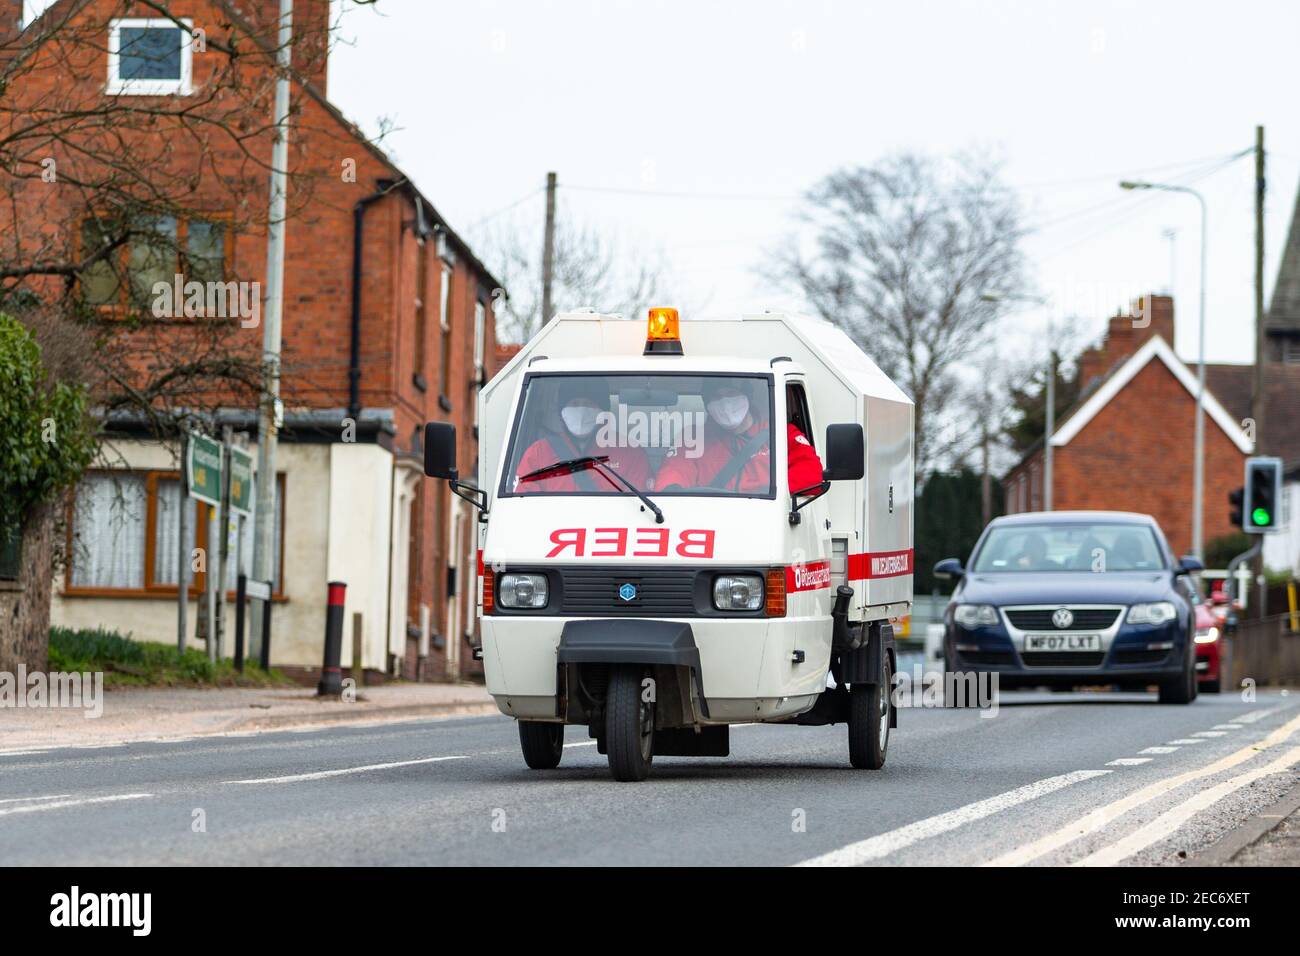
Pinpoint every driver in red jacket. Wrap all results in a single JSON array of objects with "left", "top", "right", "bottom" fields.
[{"left": 655, "top": 380, "right": 824, "bottom": 494}]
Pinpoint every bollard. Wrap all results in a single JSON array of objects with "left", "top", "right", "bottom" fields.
[{"left": 317, "top": 581, "right": 346, "bottom": 696}]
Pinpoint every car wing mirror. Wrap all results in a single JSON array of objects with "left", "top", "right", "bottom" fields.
[
  {"left": 933, "top": 558, "right": 964, "bottom": 580},
  {"left": 1176, "top": 554, "right": 1204, "bottom": 576}
]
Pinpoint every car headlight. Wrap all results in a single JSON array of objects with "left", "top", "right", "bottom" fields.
[
  {"left": 1194, "top": 626, "right": 1220, "bottom": 644},
  {"left": 1127, "top": 601, "right": 1176, "bottom": 625},
  {"left": 498, "top": 573, "right": 548, "bottom": 609},
  {"left": 954, "top": 604, "right": 999, "bottom": 629},
  {"left": 713, "top": 574, "right": 763, "bottom": 611}
]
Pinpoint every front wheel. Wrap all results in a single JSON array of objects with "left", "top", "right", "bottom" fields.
[
  {"left": 1158, "top": 646, "right": 1198, "bottom": 704},
  {"left": 848, "top": 653, "right": 891, "bottom": 769},
  {"left": 606, "top": 665, "right": 655, "bottom": 781},
  {"left": 518, "top": 721, "right": 564, "bottom": 769}
]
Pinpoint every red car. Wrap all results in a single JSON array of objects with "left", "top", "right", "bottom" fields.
[{"left": 1186, "top": 578, "right": 1234, "bottom": 694}]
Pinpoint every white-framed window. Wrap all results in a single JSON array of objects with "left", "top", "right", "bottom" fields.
[{"left": 107, "top": 18, "right": 194, "bottom": 96}]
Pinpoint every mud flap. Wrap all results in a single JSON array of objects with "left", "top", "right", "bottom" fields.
[
  {"left": 840, "top": 621, "right": 897, "bottom": 728},
  {"left": 557, "top": 619, "right": 709, "bottom": 719}
]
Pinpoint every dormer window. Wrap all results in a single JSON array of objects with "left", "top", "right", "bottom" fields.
[{"left": 107, "top": 19, "right": 193, "bottom": 96}]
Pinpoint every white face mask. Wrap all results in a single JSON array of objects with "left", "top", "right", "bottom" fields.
[
  {"left": 707, "top": 394, "right": 749, "bottom": 430},
  {"left": 561, "top": 404, "right": 600, "bottom": 437}
]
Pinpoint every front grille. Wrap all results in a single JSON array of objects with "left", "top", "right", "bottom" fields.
[
  {"left": 1005, "top": 608, "right": 1120, "bottom": 631},
  {"left": 957, "top": 650, "right": 1015, "bottom": 666},
  {"left": 1020, "top": 651, "right": 1106, "bottom": 668},
  {"left": 557, "top": 567, "right": 698, "bottom": 616}
]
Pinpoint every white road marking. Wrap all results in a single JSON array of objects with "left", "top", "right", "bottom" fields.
[
  {"left": 1193, "top": 730, "right": 1227, "bottom": 738},
  {"left": 1212, "top": 724, "right": 1243, "bottom": 730},
  {"left": 0, "top": 793, "right": 153, "bottom": 817},
  {"left": 794, "top": 770, "right": 1110, "bottom": 867},
  {"left": 0, "top": 794, "right": 71, "bottom": 805},
  {"left": 226, "top": 755, "right": 469, "bottom": 785},
  {"left": 0, "top": 750, "right": 52, "bottom": 758},
  {"left": 1167, "top": 738, "right": 1205, "bottom": 745},
  {"left": 1139, "top": 747, "right": 1178, "bottom": 754},
  {"left": 986, "top": 712, "right": 1300, "bottom": 866},
  {"left": 563, "top": 741, "right": 598, "bottom": 749},
  {"left": 1076, "top": 745, "right": 1300, "bottom": 866},
  {"left": 1237, "top": 707, "right": 1282, "bottom": 724},
  {"left": 1107, "top": 758, "right": 1152, "bottom": 766}
]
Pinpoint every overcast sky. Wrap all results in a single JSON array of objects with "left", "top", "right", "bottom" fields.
[
  {"left": 30, "top": 0, "right": 1299, "bottom": 368},
  {"left": 319, "top": 0, "right": 1299, "bottom": 369}
]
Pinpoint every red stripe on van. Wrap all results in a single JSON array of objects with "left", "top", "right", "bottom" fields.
[
  {"left": 785, "top": 560, "right": 832, "bottom": 592},
  {"left": 848, "top": 548, "right": 913, "bottom": 580}
]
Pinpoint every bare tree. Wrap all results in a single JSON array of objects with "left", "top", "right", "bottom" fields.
[
  {"left": 777, "top": 152, "right": 1029, "bottom": 476},
  {"left": 477, "top": 207, "right": 666, "bottom": 344}
]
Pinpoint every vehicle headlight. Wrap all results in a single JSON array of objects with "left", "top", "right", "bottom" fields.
[
  {"left": 1127, "top": 601, "right": 1176, "bottom": 625},
  {"left": 1194, "top": 626, "right": 1220, "bottom": 644},
  {"left": 498, "top": 573, "right": 548, "bottom": 609},
  {"left": 954, "top": 604, "right": 999, "bottom": 629},
  {"left": 713, "top": 574, "right": 763, "bottom": 611}
]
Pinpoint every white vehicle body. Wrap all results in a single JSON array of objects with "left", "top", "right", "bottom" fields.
[{"left": 423, "top": 309, "right": 913, "bottom": 777}]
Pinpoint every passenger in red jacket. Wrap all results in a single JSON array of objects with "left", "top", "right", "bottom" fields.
[
  {"left": 655, "top": 381, "right": 824, "bottom": 494},
  {"left": 513, "top": 377, "right": 650, "bottom": 493}
]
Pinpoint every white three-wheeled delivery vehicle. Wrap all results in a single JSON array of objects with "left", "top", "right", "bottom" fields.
[{"left": 422, "top": 308, "right": 913, "bottom": 780}]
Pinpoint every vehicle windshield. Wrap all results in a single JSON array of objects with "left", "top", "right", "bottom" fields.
[
  {"left": 970, "top": 522, "right": 1166, "bottom": 573},
  {"left": 502, "top": 372, "right": 775, "bottom": 498}
]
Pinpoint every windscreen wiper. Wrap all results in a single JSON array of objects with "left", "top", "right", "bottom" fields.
[{"left": 518, "top": 455, "right": 665, "bottom": 524}]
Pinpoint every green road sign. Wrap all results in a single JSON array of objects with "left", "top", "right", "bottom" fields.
[
  {"left": 187, "top": 433, "right": 223, "bottom": 507},
  {"left": 229, "top": 447, "right": 254, "bottom": 516}
]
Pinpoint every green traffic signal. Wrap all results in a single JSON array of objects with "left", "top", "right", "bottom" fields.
[{"left": 1252, "top": 507, "right": 1271, "bottom": 526}]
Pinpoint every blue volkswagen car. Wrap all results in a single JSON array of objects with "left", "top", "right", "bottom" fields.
[{"left": 934, "top": 511, "right": 1202, "bottom": 704}]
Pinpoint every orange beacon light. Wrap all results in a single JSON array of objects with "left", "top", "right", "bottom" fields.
[{"left": 644, "top": 306, "right": 683, "bottom": 355}]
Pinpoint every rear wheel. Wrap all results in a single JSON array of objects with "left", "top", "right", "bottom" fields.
[
  {"left": 1158, "top": 646, "right": 1198, "bottom": 704},
  {"left": 848, "top": 653, "right": 891, "bottom": 769},
  {"left": 518, "top": 721, "right": 564, "bottom": 769},
  {"left": 606, "top": 666, "right": 655, "bottom": 781}
]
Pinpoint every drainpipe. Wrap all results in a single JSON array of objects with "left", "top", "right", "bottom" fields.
[{"left": 349, "top": 183, "right": 395, "bottom": 421}]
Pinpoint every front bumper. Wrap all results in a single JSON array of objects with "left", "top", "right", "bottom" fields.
[{"left": 945, "top": 610, "right": 1186, "bottom": 686}]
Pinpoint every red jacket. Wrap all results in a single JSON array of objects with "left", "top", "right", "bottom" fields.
[
  {"left": 513, "top": 430, "right": 650, "bottom": 493},
  {"left": 654, "top": 421, "right": 823, "bottom": 493}
]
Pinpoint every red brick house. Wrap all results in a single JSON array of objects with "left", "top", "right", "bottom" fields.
[
  {"left": 2, "top": 0, "right": 506, "bottom": 680},
  {"left": 1004, "top": 295, "right": 1253, "bottom": 557}
]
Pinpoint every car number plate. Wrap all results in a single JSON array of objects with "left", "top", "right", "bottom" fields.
[{"left": 1024, "top": 633, "right": 1102, "bottom": 652}]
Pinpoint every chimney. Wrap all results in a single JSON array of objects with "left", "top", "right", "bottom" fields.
[{"left": 1076, "top": 294, "right": 1175, "bottom": 389}]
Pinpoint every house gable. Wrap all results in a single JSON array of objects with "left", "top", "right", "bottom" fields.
[{"left": 1051, "top": 335, "right": 1254, "bottom": 454}]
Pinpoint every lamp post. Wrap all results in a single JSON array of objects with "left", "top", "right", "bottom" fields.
[{"left": 1119, "top": 181, "right": 1207, "bottom": 559}]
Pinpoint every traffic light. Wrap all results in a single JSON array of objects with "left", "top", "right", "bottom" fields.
[
  {"left": 1243, "top": 456, "right": 1283, "bottom": 533},
  {"left": 1228, "top": 486, "right": 1244, "bottom": 530}
]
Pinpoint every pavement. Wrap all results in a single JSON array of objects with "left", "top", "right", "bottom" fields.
[
  {"left": 1, "top": 686, "right": 1298, "bottom": 865},
  {"left": 0, "top": 682, "right": 497, "bottom": 750}
]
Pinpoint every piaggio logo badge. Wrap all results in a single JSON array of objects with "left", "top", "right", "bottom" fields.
[{"left": 618, "top": 583, "right": 638, "bottom": 602}]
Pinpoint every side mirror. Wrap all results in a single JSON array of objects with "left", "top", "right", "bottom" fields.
[
  {"left": 1175, "top": 555, "right": 1204, "bottom": 576},
  {"left": 823, "top": 423, "right": 865, "bottom": 481},
  {"left": 423, "top": 422, "right": 458, "bottom": 479},
  {"left": 933, "top": 558, "right": 965, "bottom": 580}
]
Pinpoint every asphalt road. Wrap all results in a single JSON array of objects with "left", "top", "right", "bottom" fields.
[{"left": 2, "top": 688, "right": 1298, "bottom": 866}]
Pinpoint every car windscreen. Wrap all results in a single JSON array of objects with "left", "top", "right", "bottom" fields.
[
  {"left": 970, "top": 523, "right": 1166, "bottom": 573},
  {"left": 500, "top": 372, "right": 775, "bottom": 498}
]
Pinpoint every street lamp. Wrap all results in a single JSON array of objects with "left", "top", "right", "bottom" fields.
[{"left": 1119, "top": 181, "right": 1208, "bottom": 559}]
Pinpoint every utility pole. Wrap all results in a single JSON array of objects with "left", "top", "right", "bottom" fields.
[
  {"left": 1044, "top": 350, "right": 1055, "bottom": 511},
  {"left": 1253, "top": 125, "right": 1267, "bottom": 615},
  {"left": 254, "top": 0, "right": 293, "bottom": 652},
  {"left": 1252, "top": 125, "right": 1266, "bottom": 445},
  {"left": 540, "top": 171, "right": 557, "bottom": 327},
  {"left": 177, "top": 430, "right": 188, "bottom": 653}
]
